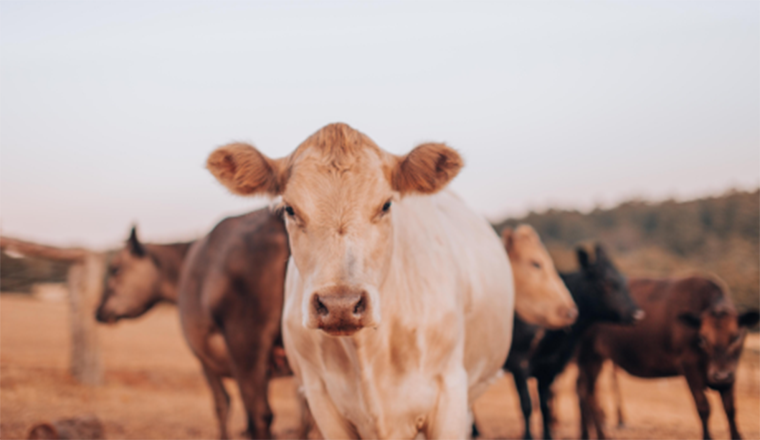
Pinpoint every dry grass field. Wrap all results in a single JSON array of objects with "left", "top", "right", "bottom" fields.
[{"left": 1, "top": 294, "right": 758, "bottom": 439}]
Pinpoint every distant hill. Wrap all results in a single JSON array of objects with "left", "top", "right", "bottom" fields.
[{"left": 494, "top": 189, "right": 759, "bottom": 312}]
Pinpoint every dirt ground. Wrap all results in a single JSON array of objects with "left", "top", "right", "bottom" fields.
[{"left": 1, "top": 295, "right": 759, "bottom": 440}]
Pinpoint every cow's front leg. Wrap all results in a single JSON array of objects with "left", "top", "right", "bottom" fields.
[
  {"left": 426, "top": 367, "right": 469, "bottom": 439},
  {"left": 300, "top": 375, "right": 356, "bottom": 440},
  {"left": 683, "top": 365, "right": 711, "bottom": 440},
  {"left": 719, "top": 384, "right": 742, "bottom": 440}
]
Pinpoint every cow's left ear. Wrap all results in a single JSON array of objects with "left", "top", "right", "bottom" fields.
[
  {"left": 128, "top": 226, "right": 145, "bottom": 257},
  {"left": 391, "top": 143, "right": 463, "bottom": 195},
  {"left": 678, "top": 312, "right": 702, "bottom": 329},
  {"left": 739, "top": 310, "right": 760, "bottom": 328}
]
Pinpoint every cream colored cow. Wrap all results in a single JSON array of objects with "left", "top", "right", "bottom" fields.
[{"left": 207, "top": 123, "right": 513, "bottom": 439}]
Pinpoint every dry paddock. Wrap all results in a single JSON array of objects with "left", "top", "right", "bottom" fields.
[{"left": 1, "top": 295, "right": 758, "bottom": 440}]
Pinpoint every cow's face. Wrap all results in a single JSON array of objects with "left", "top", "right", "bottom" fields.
[
  {"left": 95, "top": 227, "right": 161, "bottom": 323},
  {"left": 281, "top": 146, "right": 395, "bottom": 336},
  {"left": 206, "top": 123, "right": 462, "bottom": 337},
  {"left": 578, "top": 244, "right": 644, "bottom": 324},
  {"left": 503, "top": 225, "right": 577, "bottom": 329},
  {"left": 679, "top": 307, "right": 760, "bottom": 388}
]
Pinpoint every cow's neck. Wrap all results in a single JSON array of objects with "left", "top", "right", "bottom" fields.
[
  {"left": 340, "top": 334, "right": 390, "bottom": 436},
  {"left": 148, "top": 241, "right": 194, "bottom": 303}
]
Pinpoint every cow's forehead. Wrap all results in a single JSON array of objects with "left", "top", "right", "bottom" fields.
[
  {"left": 289, "top": 152, "right": 388, "bottom": 191},
  {"left": 283, "top": 143, "right": 392, "bottom": 223}
]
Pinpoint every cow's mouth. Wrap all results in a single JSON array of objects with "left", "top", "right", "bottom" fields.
[
  {"left": 707, "top": 381, "right": 734, "bottom": 391},
  {"left": 319, "top": 323, "right": 364, "bottom": 337},
  {"left": 101, "top": 316, "right": 119, "bottom": 325},
  {"left": 95, "top": 309, "right": 120, "bottom": 324}
]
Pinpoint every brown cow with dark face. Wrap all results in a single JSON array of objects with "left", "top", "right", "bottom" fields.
[{"left": 577, "top": 275, "right": 760, "bottom": 440}]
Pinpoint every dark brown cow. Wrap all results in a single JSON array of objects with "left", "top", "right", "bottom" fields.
[
  {"left": 577, "top": 275, "right": 760, "bottom": 440},
  {"left": 177, "top": 208, "right": 296, "bottom": 439}
]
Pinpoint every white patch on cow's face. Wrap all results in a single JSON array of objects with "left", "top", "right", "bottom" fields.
[{"left": 281, "top": 149, "right": 394, "bottom": 336}]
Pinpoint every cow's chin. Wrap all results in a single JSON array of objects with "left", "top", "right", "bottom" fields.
[
  {"left": 95, "top": 312, "right": 122, "bottom": 325},
  {"left": 318, "top": 324, "right": 364, "bottom": 337},
  {"left": 707, "top": 381, "right": 734, "bottom": 391}
]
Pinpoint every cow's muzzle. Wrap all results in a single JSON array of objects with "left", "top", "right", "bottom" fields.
[
  {"left": 709, "top": 370, "right": 735, "bottom": 386},
  {"left": 620, "top": 308, "right": 646, "bottom": 325},
  {"left": 94, "top": 306, "right": 118, "bottom": 324},
  {"left": 307, "top": 286, "right": 375, "bottom": 336}
]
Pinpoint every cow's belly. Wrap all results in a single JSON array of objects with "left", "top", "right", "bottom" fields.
[{"left": 610, "top": 346, "right": 680, "bottom": 378}]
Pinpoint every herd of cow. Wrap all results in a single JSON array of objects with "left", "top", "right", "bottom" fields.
[{"left": 93, "top": 123, "right": 758, "bottom": 440}]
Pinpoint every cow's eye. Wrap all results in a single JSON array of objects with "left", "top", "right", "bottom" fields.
[
  {"left": 698, "top": 336, "right": 708, "bottom": 347},
  {"left": 285, "top": 206, "right": 295, "bottom": 217},
  {"left": 382, "top": 201, "right": 392, "bottom": 212},
  {"left": 109, "top": 266, "right": 119, "bottom": 276},
  {"left": 531, "top": 261, "right": 542, "bottom": 269}
]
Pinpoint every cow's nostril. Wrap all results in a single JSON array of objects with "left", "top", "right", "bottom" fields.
[
  {"left": 353, "top": 295, "right": 367, "bottom": 315},
  {"left": 314, "top": 296, "right": 329, "bottom": 316}
]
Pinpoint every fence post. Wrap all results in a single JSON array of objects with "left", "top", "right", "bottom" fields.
[{"left": 67, "top": 252, "right": 104, "bottom": 385}]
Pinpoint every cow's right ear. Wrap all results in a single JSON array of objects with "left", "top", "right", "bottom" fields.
[
  {"left": 678, "top": 312, "right": 702, "bottom": 329},
  {"left": 739, "top": 310, "right": 760, "bottom": 328},
  {"left": 391, "top": 142, "right": 463, "bottom": 195},
  {"left": 128, "top": 226, "right": 145, "bottom": 257},
  {"left": 501, "top": 228, "right": 515, "bottom": 252},
  {"left": 207, "top": 142, "right": 287, "bottom": 197}
]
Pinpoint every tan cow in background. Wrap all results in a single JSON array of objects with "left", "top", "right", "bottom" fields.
[
  {"left": 207, "top": 123, "right": 514, "bottom": 439},
  {"left": 502, "top": 225, "right": 577, "bottom": 329}
]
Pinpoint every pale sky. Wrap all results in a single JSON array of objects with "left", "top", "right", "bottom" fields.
[{"left": 1, "top": 1, "right": 758, "bottom": 249}]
